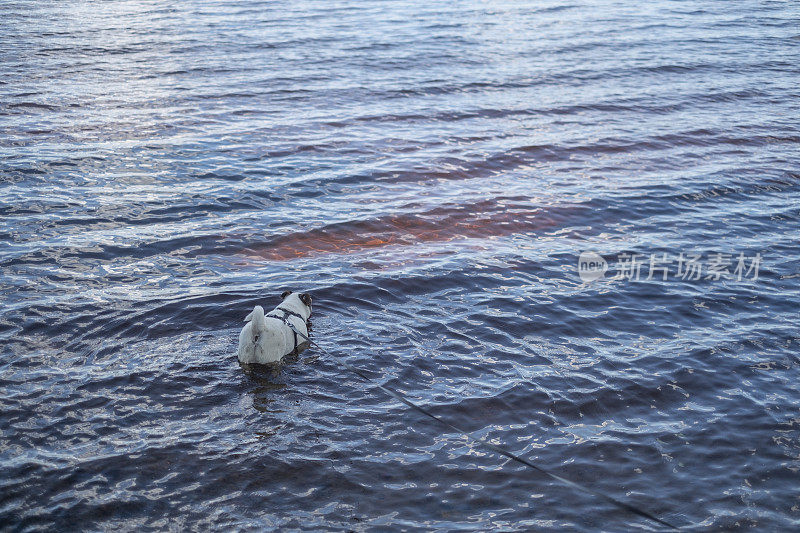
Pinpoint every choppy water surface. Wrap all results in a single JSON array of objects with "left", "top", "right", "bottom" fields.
[{"left": 2, "top": 0, "right": 799, "bottom": 530}]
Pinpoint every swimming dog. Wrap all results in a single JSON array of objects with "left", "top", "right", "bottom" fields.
[{"left": 237, "top": 291, "right": 312, "bottom": 364}]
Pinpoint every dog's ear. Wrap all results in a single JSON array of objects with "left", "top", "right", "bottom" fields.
[
  {"left": 280, "top": 290, "right": 293, "bottom": 299},
  {"left": 299, "top": 293, "right": 312, "bottom": 306}
]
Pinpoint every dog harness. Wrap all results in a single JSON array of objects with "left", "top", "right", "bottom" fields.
[{"left": 264, "top": 306, "right": 308, "bottom": 351}]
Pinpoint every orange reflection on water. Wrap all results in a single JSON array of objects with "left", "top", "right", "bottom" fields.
[{"left": 246, "top": 199, "right": 560, "bottom": 261}]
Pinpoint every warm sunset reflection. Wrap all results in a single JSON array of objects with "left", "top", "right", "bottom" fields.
[{"left": 246, "top": 199, "right": 562, "bottom": 261}]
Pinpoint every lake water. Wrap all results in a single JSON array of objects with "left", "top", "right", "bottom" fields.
[{"left": 2, "top": 0, "right": 799, "bottom": 530}]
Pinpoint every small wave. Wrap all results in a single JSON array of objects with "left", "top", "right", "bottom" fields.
[{"left": 243, "top": 198, "right": 565, "bottom": 261}]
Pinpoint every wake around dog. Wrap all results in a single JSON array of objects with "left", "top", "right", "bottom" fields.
[{"left": 237, "top": 291, "right": 312, "bottom": 364}]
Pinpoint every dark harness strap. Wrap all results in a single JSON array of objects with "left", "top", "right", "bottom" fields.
[
  {"left": 276, "top": 307, "right": 306, "bottom": 321},
  {"left": 264, "top": 307, "right": 307, "bottom": 351}
]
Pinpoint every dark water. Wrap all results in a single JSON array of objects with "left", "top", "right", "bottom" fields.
[{"left": 2, "top": 0, "right": 799, "bottom": 530}]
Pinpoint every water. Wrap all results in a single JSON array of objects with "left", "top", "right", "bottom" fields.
[{"left": 2, "top": 0, "right": 799, "bottom": 530}]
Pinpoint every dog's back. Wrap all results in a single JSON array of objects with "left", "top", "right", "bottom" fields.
[
  {"left": 236, "top": 293, "right": 313, "bottom": 365},
  {"left": 237, "top": 305, "right": 287, "bottom": 364}
]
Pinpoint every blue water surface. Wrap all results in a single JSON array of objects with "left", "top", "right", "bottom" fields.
[{"left": 1, "top": 0, "right": 799, "bottom": 530}]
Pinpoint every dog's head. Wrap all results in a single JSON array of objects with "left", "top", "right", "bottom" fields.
[{"left": 280, "top": 290, "right": 312, "bottom": 319}]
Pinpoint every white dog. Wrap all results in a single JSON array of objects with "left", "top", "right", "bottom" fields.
[{"left": 237, "top": 291, "right": 313, "bottom": 364}]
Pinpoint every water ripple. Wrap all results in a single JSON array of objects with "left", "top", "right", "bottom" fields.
[{"left": 2, "top": 0, "right": 799, "bottom": 530}]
